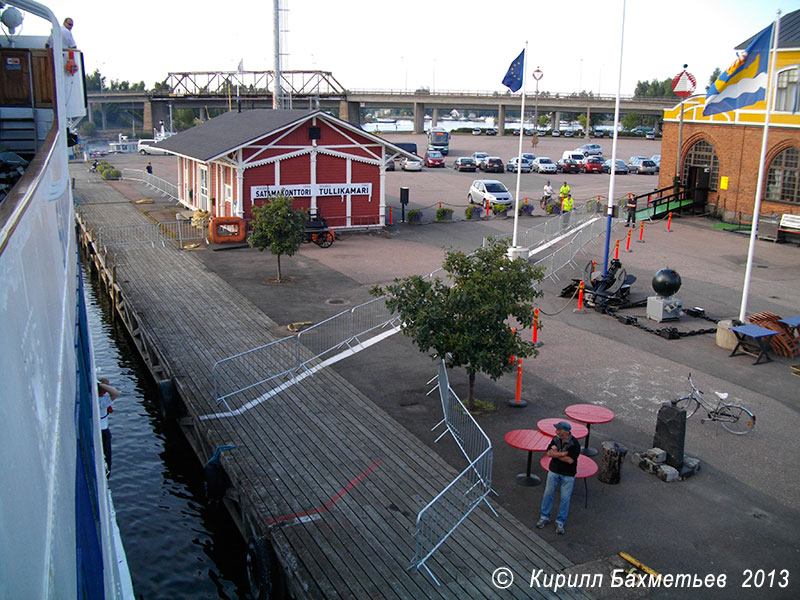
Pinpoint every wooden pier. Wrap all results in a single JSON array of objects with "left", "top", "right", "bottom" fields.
[{"left": 74, "top": 168, "right": 592, "bottom": 599}]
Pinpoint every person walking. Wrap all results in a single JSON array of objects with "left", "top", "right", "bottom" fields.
[
  {"left": 97, "top": 378, "right": 120, "bottom": 475},
  {"left": 625, "top": 194, "right": 638, "bottom": 227},
  {"left": 537, "top": 421, "right": 581, "bottom": 535},
  {"left": 559, "top": 181, "right": 570, "bottom": 200},
  {"left": 541, "top": 181, "right": 554, "bottom": 210},
  {"left": 146, "top": 162, "right": 153, "bottom": 175}
]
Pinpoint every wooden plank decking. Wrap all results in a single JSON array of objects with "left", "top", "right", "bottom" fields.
[{"left": 73, "top": 169, "right": 592, "bottom": 600}]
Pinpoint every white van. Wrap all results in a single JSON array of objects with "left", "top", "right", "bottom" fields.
[
  {"left": 561, "top": 150, "right": 587, "bottom": 165},
  {"left": 137, "top": 139, "right": 169, "bottom": 155}
]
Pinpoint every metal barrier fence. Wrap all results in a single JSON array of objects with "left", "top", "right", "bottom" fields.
[
  {"left": 211, "top": 296, "right": 402, "bottom": 411},
  {"left": 409, "top": 360, "right": 494, "bottom": 586},
  {"left": 532, "top": 216, "right": 613, "bottom": 282},
  {"left": 122, "top": 169, "right": 180, "bottom": 201},
  {"left": 97, "top": 220, "right": 209, "bottom": 251}
]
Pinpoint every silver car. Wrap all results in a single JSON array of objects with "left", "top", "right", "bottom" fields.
[
  {"left": 532, "top": 157, "right": 557, "bottom": 174},
  {"left": 506, "top": 157, "right": 532, "bottom": 173},
  {"left": 468, "top": 179, "right": 513, "bottom": 206}
]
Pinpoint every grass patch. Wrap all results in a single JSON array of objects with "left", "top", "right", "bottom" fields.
[
  {"left": 469, "top": 398, "right": 497, "bottom": 416},
  {"left": 711, "top": 222, "right": 750, "bottom": 231}
]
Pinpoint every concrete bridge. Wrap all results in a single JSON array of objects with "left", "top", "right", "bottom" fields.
[{"left": 85, "top": 70, "right": 676, "bottom": 134}]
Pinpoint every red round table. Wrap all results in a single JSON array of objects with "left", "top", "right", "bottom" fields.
[
  {"left": 504, "top": 429, "right": 552, "bottom": 486},
  {"left": 565, "top": 404, "right": 615, "bottom": 457},
  {"left": 536, "top": 418, "right": 589, "bottom": 440},
  {"left": 539, "top": 454, "right": 598, "bottom": 508}
]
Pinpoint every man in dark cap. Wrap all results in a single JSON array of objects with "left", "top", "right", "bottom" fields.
[{"left": 537, "top": 421, "right": 581, "bottom": 534}]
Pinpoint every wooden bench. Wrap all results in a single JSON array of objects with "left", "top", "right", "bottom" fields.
[{"left": 777, "top": 213, "right": 800, "bottom": 244}]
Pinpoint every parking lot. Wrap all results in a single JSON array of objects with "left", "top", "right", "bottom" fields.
[{"left": 383, "top": 132, "right": 664, "bottom": 216}]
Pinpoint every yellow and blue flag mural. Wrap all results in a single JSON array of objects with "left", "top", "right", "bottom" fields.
[
  {"left": 502, "top": 50, "right": 525, "bottom": 93},
  {"left": 704, "top": 24, "right": 774, "bottom": 116}
]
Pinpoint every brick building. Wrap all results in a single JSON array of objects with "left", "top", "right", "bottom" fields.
[
  {"left": 658, "top": 9, "right": 800, "bottom": 223},
  {"left": 155, "top": 109, "right": 414, "bottom": 228}
]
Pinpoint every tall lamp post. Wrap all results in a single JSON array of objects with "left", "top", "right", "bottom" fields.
[{"left": 532, "top": 67, "right": 543, "bottom": 143}]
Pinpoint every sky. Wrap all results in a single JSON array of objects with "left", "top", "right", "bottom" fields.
[{"left": 7, "top": 0, "right": 792, "bottom": 97}]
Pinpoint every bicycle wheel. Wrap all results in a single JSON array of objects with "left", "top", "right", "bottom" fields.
[
  {"left": 673, "top": 395, "right": 699, "bottom": 418},
  {"left": 719, "top": 404, "right": 756, "bottom": 435}
]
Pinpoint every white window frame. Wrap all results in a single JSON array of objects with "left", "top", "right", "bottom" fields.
[
  {"left": 774, "top": 66, "right": 799, "bottom": 113},
  {"left": 198, "top": 165, "right": 209, "bottom": 211}
]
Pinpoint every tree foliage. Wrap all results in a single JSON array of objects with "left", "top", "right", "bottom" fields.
[
  {"left": 247, "top": 195, "right": 307, "bottom": 282},
  {"left": 707, "top": 67, "right": 722, "bottom": 91},
  {"left": 633, "top": 78, "right": 673, "bottom": 98},
  {"left": 372, "top": 238, "right": 544, "bottom": 409}
]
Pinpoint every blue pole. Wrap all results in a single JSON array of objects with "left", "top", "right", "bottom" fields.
[{"left": 602, "top": 211, "right": 613, "bottom": 275}]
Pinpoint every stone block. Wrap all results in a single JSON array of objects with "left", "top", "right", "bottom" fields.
[
  {"left": 653, "top": 403, "right": 686, "bottom": 469},
  {"left": 656, "top": 464, "right": 679, "bottom": 482},
  {"left": 646, "top": 447, "right": 667, "bottom": 463},
  {"left": 683, "top": 456, "right": 701, "bottom": 471}
]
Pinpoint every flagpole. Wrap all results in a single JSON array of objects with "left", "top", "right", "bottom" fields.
[
  {"left": 511, "top": 42, "right": 528, "bottom": 252},
  {"left": 602, "top": 0, "right": 626, "bottom": 276},
  {"left": 739, "top": 11, "right": 780, "bottom": 322}
]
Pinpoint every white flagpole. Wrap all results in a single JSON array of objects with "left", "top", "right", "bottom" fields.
[
  {"left": 738, "top": 11, "right": 780, "bottom": 323},
  {"left": 511, "top": 42, "right": 528, "bottom": 252},
  {"left": 602, "top": 0, "right": 626, "bottom": 275}
]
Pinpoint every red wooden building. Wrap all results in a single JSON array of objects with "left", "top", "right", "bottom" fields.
[{"left": 155, "top": 109, "right": 414, "bottom": 228}]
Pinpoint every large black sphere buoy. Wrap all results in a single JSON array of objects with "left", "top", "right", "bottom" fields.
[{"left": 652, "top": 268, "right": 682, "bottom": 297}]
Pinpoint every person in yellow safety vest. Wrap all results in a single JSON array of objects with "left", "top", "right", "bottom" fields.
[
  {"left": 561, "top": 193, "right": 574, "bottom": 213},
  {"left": 559, "top": 182, "right": 570, "bottom": 199}
]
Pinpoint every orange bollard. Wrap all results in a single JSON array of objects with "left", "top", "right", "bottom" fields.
[
  {"left": 532, "top": 309, "right": 539, "bottom": 343},
  {"left": 508, "top": 357, "right": 528, "bottom": 407},
  {"left": 438, "top": 201, "right": 442, "bottom": 210},
  {"left": 509, "top": 327, "right": 517, "bottom": 362},
  {"left": 637, "top": 220, "right": 645, "bottom": 243},
  {"left": 388, "top": 206, "right": 393, "bottom": 225},
  {"left": 486, "top": 199, "right": 490, "bottom": 217},
  {"left": 591, "top": 260, "right": 596, "bottom": 274},
  {"left": 625, "top": 228, "right": 632, "bottom": 252},
  {"left": 667, "top": 212, "right": 673, "bottom": 231},
  {"left": 524, "top": 197, "right": 529, "bottom": 205},
  {"left": 577, "top": 281, "right": 584, "bottom": 311},
  {"left": 615, "top": 239, "right": 620, "bottom": 260}
]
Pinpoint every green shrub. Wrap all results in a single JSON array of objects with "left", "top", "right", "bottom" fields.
[
  {"left": 436, "top": 207, "right": 453, "bottom": 221},
  {"left": 101, "top": 168, "right": 121, "bottom": 180},
  {"left": 465, "top": 205, "right": 482, "bottom": 219},
  {"left": 407, "top": 209, "right": 422, "bottom": 223}
]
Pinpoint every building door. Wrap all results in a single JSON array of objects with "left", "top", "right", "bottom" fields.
[{"left": 686, "top": 166, "right": 710, "bottom": 211}]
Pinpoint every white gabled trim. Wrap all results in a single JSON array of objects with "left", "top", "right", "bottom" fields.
[
  {"left": 245, "top": 147, "right": 313, "bottom": 169},
  {"left": 318, "top": 147, "right": 380, "bottom": 165}
]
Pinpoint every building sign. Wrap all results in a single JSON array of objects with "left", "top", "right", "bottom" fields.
[{"left": 251, "top": 183, "right": 372, "bottom": 200}]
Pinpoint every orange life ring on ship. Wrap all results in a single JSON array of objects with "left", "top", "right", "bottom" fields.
[
  {"left": 209, "top": 217, "right": 246, "bottom": 244},
  {"left": 65, "top": 51, "right": 78, "bottom": 75}
]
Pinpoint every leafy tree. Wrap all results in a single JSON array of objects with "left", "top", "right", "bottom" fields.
[
  {"left": 633, "top": 78, "right": 673, "bottom": 97},
  {"left": 85, "top": 69, "right": 105, "bottom": 92},
  {"left": 372, "top": 238, "right": 544, "bottom": 410},
  {"left": 707, "top": 67, "right": 721, "bottom": 91},
  {"left": 621, "top": 112, "right": 642, "bottom": 131},
  {"left": 79, "top": 120, "right": 97, "bottom": 138},
  {"left": 247, "top": 195, "right": 307, "bottom": 283}
]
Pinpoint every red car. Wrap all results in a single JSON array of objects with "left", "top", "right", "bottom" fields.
[
  {"left": 584, "top": 156, "right": 604, "bottom": 173},
  {"left": 424, "top": 150, "right": 445, "bottom": 167}
]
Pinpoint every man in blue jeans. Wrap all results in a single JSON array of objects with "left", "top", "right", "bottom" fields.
[{"left": 537, "top": 421, "right": 581, "bottom": 534}]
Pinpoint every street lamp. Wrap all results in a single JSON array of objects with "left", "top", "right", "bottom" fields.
[{"left": 532, "top": 67, "right": 543, "bottom": 143}]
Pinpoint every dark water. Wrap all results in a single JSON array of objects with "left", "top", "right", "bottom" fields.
[{"left": 82, "top": 264, "right": 250, "bottom": 599}]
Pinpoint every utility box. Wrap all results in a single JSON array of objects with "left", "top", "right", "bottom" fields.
[
  {"left": 647, "top": 295, "right": 683, "bottom": 322},
  {"left": 400, "top": 187, "right": 409, "bottom": 204}
]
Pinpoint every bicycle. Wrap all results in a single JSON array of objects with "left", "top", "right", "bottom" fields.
[{"left": 671, "top": 372, "right": 756, "bottom": 435}]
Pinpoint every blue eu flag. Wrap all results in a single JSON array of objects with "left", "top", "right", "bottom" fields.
[{"left": 502, "top": 49, "right": 525, "bottom": 92}]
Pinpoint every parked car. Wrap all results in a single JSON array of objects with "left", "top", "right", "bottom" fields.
[
  {"left": 577, "top": 143, "right": 603, "bottom": 156},
  {"left": 532, "top": 157, "right": 557, "bottom": 174},
  {"left": 521, "top": 153, "right": 536, "bottom": 163},
  {"left": 472, "top": 127, "right": 483, "bottom": 136},
  {"left": 645, "top": 131, "right": 656, "bottom": 139},
  {"left": 537, "top": 127, "right": 548, "bottom": 137},
  {"left": 384, "top": 154, "right": 395, "bottom": 171},
  {"left": 563, "top": 129, "right": 574, "bottom": 137},
  {"left": 468, "top": 179, "right": 512, "bottom": 206},
  {"left": 486, "top": 127, "right": 498, "bottom": 136},
  {"left": 506, "top": 157, "right": 532, "bottom": 173},
  {"left": 651, "top": 154, "right": 661, "bottom": 172},
  {"left": 472, "top": 152, "right": 489, "bottom": 168},
  {"left": 627, "top": 156, "right": 651, "bottom": 173},
  {"left": 424, "top": 150, "right": 445, "bottom": 168},
  {"left": 480, "top": 156, "right": 504, "bottom": 173},
  {"left": 584, "top": 156, "right": 604, "bottom": 173},
  {"left": 453, "top": 157, "right": 478, "bottom": 172},
  {"left": 557, "top": 159, "right": 582, "bottom": 174},
  {"left": 602, "top": 159, "right": 629, "bottom": 174},
  {"left": 402, "top": 157, "right": 423, "bottom": 171},
  {"left": 633, "top": 159, "right": 658, "bottom": 175},
  {"left": 551, "top": 129, "right": 561, "bottom": 137}
]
